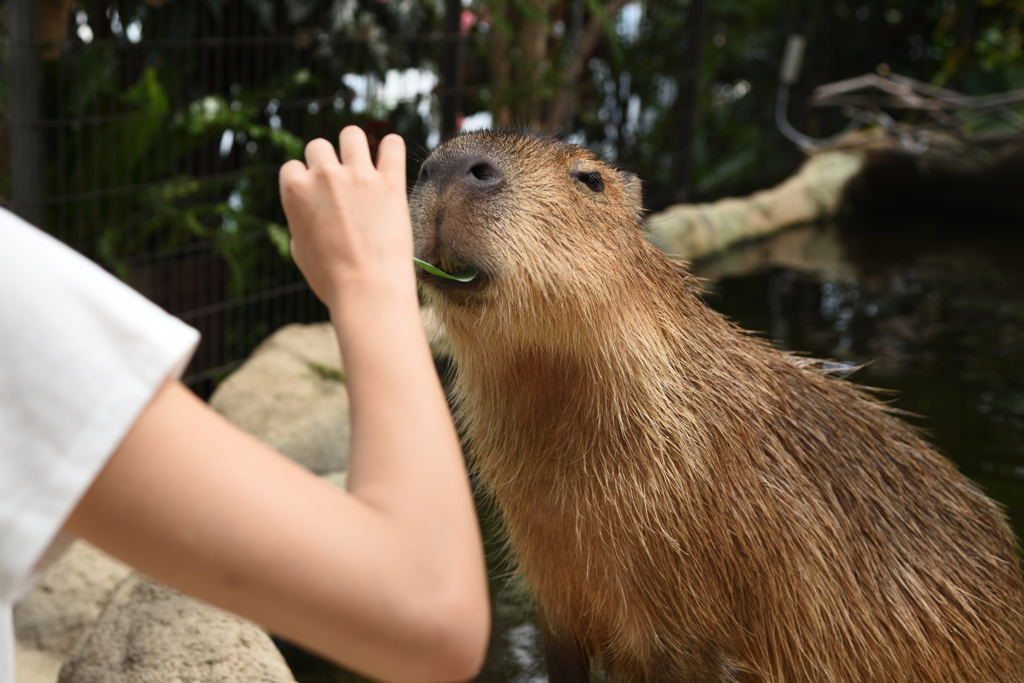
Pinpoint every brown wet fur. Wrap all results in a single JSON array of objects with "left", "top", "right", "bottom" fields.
[{"left": 410, "top": 130, "right": 1024, "bottom": 682}]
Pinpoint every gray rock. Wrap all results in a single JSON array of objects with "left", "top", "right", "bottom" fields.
[
  {"left": 264, "top": 321, "right": 344, "bottom": 372},
  {"left": 209, "top": 313, "right": 446, "bottom": 474},
  {"left": 209, "top": 323, "right": 351, "bottom": 474},
  {"left": 15, "top": 642, "right": 64, "bottom": 683},
  {"left": 57, "top": 574, "right": 295, "bottom": 683},
  {"left": 420, "top": 306, "right": 449, "bottom": 357},
  {"left": 14, "top": 542, "right": 132, "bottom": 656},
  {"left": 321, "top": 470, "right": 349, "bottom": 490}
]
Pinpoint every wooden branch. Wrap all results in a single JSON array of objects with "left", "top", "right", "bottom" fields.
[
  {"left": 544, "top": 0, "right": 630, "bottom": 131},
  {"left": 812, "top": 74, "right": 939, "bottom": 110},
  {"left": 39, "top": 0, "right": 75, "bottom": 59},
  {"left": 646, "top": 129, "right": 1024, "bottom": 261},
  {"left": 886, "top": 73, "right": 973, "bottom": 103},
  {"left": 567, "top": 0, "right": 630, "bottom": 84},
  {"left": 809, "top": 95, "right": 965, "bottom": 109},
  {"left": 645, "top": 151, "right": 865, "bottom": 261},
  {"left": 811, "top": 72, "right": 1024, "bottom": 112}
]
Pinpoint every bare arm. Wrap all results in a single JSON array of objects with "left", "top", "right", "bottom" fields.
[{"left": 64, "top": 128, "right": 490, "bottom": 683}]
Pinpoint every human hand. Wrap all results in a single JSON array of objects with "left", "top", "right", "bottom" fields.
[{"left": 279, "top": 127, "right": 414, "bottom": 311}]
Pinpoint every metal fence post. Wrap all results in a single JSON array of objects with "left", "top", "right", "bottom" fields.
[
  {"left": 9, "top": 0, "right": 42, "bottom": 226},
  {"left": 440, "top": 0, "right": 464, "bottom": 140},
  {"left": 563, "top": 0, "right": 585, "bottom": 134}
]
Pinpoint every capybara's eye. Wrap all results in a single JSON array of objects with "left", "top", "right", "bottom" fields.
[{"left": 573, "top": 171, "right": 605, "bottom": 193}]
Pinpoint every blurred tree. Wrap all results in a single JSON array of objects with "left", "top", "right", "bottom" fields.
[
  {"left": 5, "top": 0, "right": 1022, "bottom": 251},
  {"left": 458, "top": 0, "right": 1023, "bottom": 208},
  {"left": 462, "top": 0, "right": 635, "bottom": 132}
]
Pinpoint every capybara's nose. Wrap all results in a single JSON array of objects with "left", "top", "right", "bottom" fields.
[{"left": 418, "top": 152, "right": 504, "bottom": 194}]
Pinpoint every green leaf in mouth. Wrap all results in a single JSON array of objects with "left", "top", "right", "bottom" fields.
[{"left": 413, "top": 257, "right": 480, "bottom": 282}]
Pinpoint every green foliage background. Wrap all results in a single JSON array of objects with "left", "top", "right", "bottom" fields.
[{"left": 4, "top": 0, "right": 1022, "bottom": 282}]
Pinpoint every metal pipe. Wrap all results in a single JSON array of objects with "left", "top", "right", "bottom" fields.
[{"left": 10, "top": 0, "right": 42, "bottom": 226}]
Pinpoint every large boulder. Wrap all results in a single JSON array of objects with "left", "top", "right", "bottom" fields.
[
  {"left": 14, "top": 542, "right": 133, "bottom": 683},
  {"left": 209, "top": 313, "right": 448, "bottom": 472},
  {"left": 14, "top": 543, "right": 132, "bottom": 656},
  {"left": 15, "top": 644, "right": 64, "bottom": 683},
  {"left": 57, "top": 574, "right": 295, "bottom": 683},
  {"left": 419, "top": 306, "right": 448, "bottom": 358},
  {"left": 209, "top": 323, "right": 350, "bottom": 474},
  {"left": 321, "top": 470, "right": 348, "bottom": 490}
]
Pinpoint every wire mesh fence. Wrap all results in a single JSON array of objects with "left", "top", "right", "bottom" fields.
[
  {"left": 5, "top": 0, "right": 478, "bottom": 397},
  {"left": 3, "top": 0, "right": 848, "bottom": 396}
]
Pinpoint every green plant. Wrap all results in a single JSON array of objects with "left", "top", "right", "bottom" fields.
[{"left": 413, "top": 256, "right": 481, "bottom": 281}]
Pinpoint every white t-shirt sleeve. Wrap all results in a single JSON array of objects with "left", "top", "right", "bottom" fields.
[{"left": 0, "top": 210, "right": 200, "bottom": 603}]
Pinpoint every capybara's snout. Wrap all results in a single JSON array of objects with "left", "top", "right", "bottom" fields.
[{"left": 417, "top": 147, "right": 505, "bottom": 197}]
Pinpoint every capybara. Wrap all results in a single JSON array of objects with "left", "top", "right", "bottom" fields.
[{"left": 410, "top": 130, "right": 1024, "bottom": 682}]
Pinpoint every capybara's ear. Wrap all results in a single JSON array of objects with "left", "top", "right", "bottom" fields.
[{"left": 619, "top": 171, "right": 643, "bottom": 213}]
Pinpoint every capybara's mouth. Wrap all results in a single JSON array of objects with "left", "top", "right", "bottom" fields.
[
  {"left": 414, "top": 259, "right": 490, "bottom": 296},
  {"left": 413, "top": 257, "right": 480, "bottom": 283}
]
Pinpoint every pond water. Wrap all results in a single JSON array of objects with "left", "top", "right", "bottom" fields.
[{"left": 279, "top": 214, "right": 1024, "bottom": 682}]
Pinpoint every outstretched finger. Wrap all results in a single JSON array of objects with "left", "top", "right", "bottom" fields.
[
  {"left": 279, "top": 159, "right": 308, "bottom": 195},
  {"left": 304, "top": 138, "right": 340, "bottom": 169},
  {"left": 375, "top": 134, "right": 406, "bottom": 179},
  {"left": 338, "top": 126, "right": 373, "bottom": 170}
]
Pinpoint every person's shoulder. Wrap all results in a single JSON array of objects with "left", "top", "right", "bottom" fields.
[
  {"left": 0, "top": 208, "right": 76, "bottom": 260},
  {"left": 0, "top": 207, "right": 43, "bottom": 235}
]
